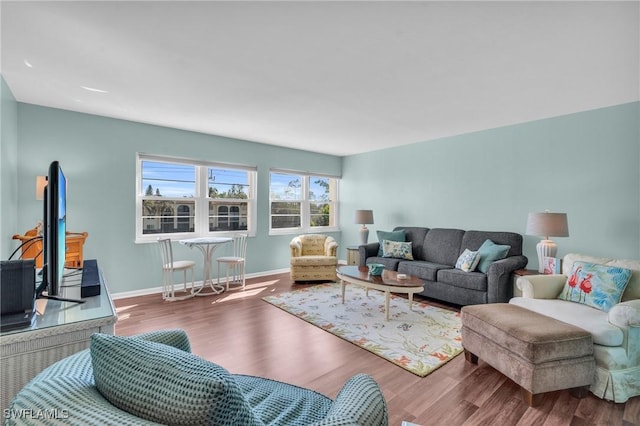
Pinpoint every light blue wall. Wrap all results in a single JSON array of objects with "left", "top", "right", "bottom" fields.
[
  {"left": 0, "top": 76, "right": 19, "bottom": 260},
  {"left": 15, "top": 104, "right": 341, "bottom": 293},
  {"left": 341, "top": 102, "right": 640, "bottom": 266}
]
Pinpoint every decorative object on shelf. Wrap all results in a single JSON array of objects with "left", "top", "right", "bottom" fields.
[
  {"left": 354, "top": 209, "right": 374, "bottom": 246},
  {"left": 525, "top": 211, "right": 569, "bottom": 273},
  {"left": 543, "top": 256, "right": 561, "bottom": 274}
]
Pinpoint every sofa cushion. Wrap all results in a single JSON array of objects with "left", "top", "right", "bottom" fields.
[
  {"left": 422, "top": 228, "right": 465, "bottom": 266},
  {"left": 393, "top": 227, "right": 430, "bottom": 260},
  {"left": 475, "top": 239, "right": 511, "bottom": 273},
  {"left": 366, "top": 256, "right": 402, "bottom": 271},
  {"left": 509, "top": 297, "right": 624, "bottom": 347},
  {"left": 461, "top": 231, "right": 524, "bottom": 257},
  {"left": 437, "top": 268, "right": 487, "bottom": 292},
  {"left": 398, "top": 261, "right": 451, "bottom": 281},
  {"left": 455, "top": 249, "right": 480, "bottom": 272},
  {"left": 376, "top": 230, "right": 405, "bottom": 256},
  {"left": 562, "top": 254, "right": 640, "bottom": 302},
  {"left": 382, "top": 240, "right": 413, "bottom": 260},
  {"left": 90, "top": 333, "right": 260, "bottom": 426},
  {"left": 558, "top": 261, "right": 632, "bottom": 312},
  {"left": 291, "top": 255, "right": 337, "bottom": 266}
]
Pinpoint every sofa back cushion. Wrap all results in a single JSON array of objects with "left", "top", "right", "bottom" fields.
[
  {"left": 460, "top": 231, "right": 523, "bottom": 257},
  {"left": 563, "top": 254, "right": 640, "bottom": 302},
  {"left": 422, "top": 228, "right": 465, "bottom": 265},
  {"left": 298, "top": 234, "right": 331, "bottom": 256},
  {"left": 392, "top": 227, "right": 429, "bottom": 260}
]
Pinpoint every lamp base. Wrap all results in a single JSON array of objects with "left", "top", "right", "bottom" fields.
[
  {"left": 359, "top": 226, "right": 369, "bottom": 246},
  {"left": 536, "top": 239, "right": 557, "bottom": 273}
]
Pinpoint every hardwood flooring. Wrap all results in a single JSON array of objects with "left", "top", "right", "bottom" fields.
[{"left": 114, "top": 273, "right": 639, "bottom": 426}]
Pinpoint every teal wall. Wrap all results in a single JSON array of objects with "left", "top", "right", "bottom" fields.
[
  {"left": 15, "top": 104, "right": 341, "bottom": 294},
  {"left": 341, "top": 102, "right": 640, "bottom": 265},
  {"left": 8, "top": 101, "right": 640, "bottom": 295},
  {"left": 0, "top": 76, "right": 19, "bottom": 260}
]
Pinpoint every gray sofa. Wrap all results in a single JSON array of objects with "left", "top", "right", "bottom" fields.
[{"left": 359, "top": 226, "right": 527, "bottom": 305}]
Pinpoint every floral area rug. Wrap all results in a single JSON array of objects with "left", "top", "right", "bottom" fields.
[{"left": 262, "top": 283, "right": 463, "bottom": 377}]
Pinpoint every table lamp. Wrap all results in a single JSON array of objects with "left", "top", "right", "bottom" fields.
[
  {"left": 525, "top": 211, "right": 569, "bottom": 273},
  {"left": 354, "top": 209, "right": 374, "bottom": 246}
]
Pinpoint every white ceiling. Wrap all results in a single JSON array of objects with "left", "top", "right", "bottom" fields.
[{"left": 1, "top": 1, "right": 638, "bottom": 156}]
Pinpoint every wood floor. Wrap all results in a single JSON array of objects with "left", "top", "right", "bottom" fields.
[{"left": 113, "top": 272, "right": 639, "bottom": 426}]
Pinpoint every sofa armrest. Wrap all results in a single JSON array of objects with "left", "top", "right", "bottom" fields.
[
  {"left": 358, "top": 243, "right": 380, "bottom": 267},
  {"left": 609, "top": 299, "right": 640, "bottom": 327},
  {"left": 517, "top": 274, "right": 567, "bottom": 299},
  {"left": 290, "top": 237, "right": 302, "bottom": 257},
  {"left": 309, "top": 374, "right": 388, "bottom": 426},
  {"left": 485, "top": 255, "right": 528, "bottom": 303}
]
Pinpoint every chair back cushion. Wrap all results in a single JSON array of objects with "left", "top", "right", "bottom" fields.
[
  {"left": 91, "top": 334, "right": 261, "bottom": 426},
  {"left": 299, "top": 234, "right": 330, "bottom": 256}
]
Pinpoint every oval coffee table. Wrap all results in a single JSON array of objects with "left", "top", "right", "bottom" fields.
[{"left": 336, "top": 265, "right": 425, "bottom": 321}]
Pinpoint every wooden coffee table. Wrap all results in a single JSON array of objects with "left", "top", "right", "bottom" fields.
[{"left": 336, "top": 265, "right": 425, "bottom": 321}]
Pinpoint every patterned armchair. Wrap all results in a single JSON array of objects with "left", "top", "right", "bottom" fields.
[{"left": 290, "top": 234, "right": 338, "bottom": 281}]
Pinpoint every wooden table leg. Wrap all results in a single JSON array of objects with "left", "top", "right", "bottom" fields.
[
  {"left": 385, "top": 291, "right": 390, "bottom": 321},
  {"left": 341, "top": 279, "right": 346, "bottom": 304}
]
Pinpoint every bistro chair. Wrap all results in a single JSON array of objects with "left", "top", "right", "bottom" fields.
[
  {"left": 216, "top": 233, "right": 248, "bottom": 291},
  {"left": 158, "top": 238, "right": 196, "bottom": 301}
]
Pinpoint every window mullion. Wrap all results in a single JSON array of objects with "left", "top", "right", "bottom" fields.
[{"left": 196, "top": 166, "right": 208, "bottom": 234}]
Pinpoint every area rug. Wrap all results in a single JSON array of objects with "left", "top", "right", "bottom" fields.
[{"left": 262, "top": 283, "right": 463, "bottom": 377}]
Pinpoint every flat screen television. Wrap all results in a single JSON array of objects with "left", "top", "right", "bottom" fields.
[{"left": 39, "top": 161, "right": 66, "bottom": 297}]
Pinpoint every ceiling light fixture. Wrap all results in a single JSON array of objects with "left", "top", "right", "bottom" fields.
[{"left": 80, "top": 86, "right": 108, "bottom": 94}]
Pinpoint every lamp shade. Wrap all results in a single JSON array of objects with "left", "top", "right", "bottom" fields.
[
  {"left": 525, "top": 212, "right": 569, "bottom": 239},
  {"left": 354, "top": 209, "right": 374, "bottom": 225}
]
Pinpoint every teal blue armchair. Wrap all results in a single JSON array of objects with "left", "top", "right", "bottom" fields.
[{"left": 5, "top": 330, "right": 388, "bottom": 426}]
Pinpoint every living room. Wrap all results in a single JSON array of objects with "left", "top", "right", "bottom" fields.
[{"left": 1, "top": 1, "right": 639, "bottom": 425}]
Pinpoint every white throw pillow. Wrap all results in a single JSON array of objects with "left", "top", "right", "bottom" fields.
[{"left": 455, "top": 249, "right": 480, "bottom": 272}]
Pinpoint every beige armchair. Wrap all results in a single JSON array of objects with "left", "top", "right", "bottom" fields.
[{"left": 290, "top": 234, "right": 338, "bottom": 281}]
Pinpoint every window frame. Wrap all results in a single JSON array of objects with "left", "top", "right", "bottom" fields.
[
  {"left": 135, "top": 153, "right": 257, "bottom": 243},
  {"left": 269, "top": 169, "right": 340, "bottom": 236}
]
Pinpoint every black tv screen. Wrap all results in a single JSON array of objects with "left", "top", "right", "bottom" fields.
[{"left": 42, "top": 161, "right": 66, "bottom": 296}]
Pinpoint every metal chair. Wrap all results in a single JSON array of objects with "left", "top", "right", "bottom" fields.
[
  {"left": 216, "top": 233, "right": 248, "bottom": 291},
  {"left": 158, "top": 238, "right": 196, "bottom": 301}
]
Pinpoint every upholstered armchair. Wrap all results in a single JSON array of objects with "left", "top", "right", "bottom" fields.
[
  {"left": 290, "top": 234, "right": 338, "bottom": 281},
  {"left": 511, "top": 253, "right": 640, "bottom": 403}
]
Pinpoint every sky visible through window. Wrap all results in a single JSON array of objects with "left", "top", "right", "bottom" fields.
[{"left": 142, "top": 161, "right": 249, "bottom": 198}]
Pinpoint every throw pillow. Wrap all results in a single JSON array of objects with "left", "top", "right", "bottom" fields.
[
  {"left": 558, "top": 261, "right": 632, "bottom": 312},
  {"left": 376, "top": 229, "right": 405, "bottom": 256},
  {"left": 455, "top": 249, "right": 480, "bottom": 272},
  {"left": 382, "top": 240, "right": 413, "bottom": 260},
  {"left": 475, "top": 239, "right": 511, "bottom": 273},
  {"left": 90, "top": 333, "right": 259, "bottom": 426}
]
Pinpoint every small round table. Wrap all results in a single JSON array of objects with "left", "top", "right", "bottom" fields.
[{"left": 179, "top": 237, "right": 232, "bottom": 295}]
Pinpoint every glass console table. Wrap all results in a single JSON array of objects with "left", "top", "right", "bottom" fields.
[{"left": 0, "top": 263, "right": 117, "bottom": 410}]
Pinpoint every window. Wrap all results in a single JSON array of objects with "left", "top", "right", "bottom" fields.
[
  {"left": 269, "top": 170, "right": 339, "bottom": 235},
  {"left": 136, "top": 154, "right": 256, "bottom": 242}
]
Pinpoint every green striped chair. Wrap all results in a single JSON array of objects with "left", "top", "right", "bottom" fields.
[{"left": 6, "top": 330, "right": 388, "bottom": 426}]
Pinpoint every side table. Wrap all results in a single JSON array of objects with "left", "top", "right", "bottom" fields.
[
  {"left": 512, "top": 269, "right": 541, "bottom": 297},
  {"left": 346, "top": 246, "right": 360, "bottom": 266}
]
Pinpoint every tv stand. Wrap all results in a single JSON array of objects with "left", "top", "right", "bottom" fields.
[{"left": 0, "top": 260, "right": 116, "bottom": 410}]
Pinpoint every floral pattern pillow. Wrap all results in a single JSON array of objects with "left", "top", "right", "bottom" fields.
[
  {"left": 382, "top": 240, "right": 413, "bottom": 260},
  {"left": 455, "top": 249, "right": 480, "bottom": 272},
  {"left": 558, "top": 261, "right": 632, "bottom": 312}
]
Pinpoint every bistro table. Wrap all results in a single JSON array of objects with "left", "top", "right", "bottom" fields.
[{"left": 179, "top": 237, "right": 232, "bottom": 295}]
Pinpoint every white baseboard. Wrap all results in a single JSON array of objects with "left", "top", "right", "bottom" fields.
[{"left": 111, "top": 268, "right": 290, "bottom": 300}]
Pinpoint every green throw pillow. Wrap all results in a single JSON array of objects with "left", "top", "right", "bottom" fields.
[
  {"left": 90, "top": 334, "right": 259, "bottom": 426},
  {"left": 376, "top": 230, "right": 405, "bottom": 256},
  {"left": 558, "top": 261, "right": 632, "bottom": 312},
  {"left": 475, "top": 239, "right": 510, "bottom": 273}
]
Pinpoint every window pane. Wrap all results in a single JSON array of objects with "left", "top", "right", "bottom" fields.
[
  {"left": 271, "top": 201, "right": 301, "bottom": 228},
  {"left": 309, "top": 176, "right": 331, "bottom": 201},
  {"left": 142, "top": 161, "right": 195, "bottom": 197},
  {"left": 208, "top": 168, "right": 249, "bottom": 199},
  {"left": 142, "top": 200, "right": 195, "bottom": 234},
  {"left": 270, "top": 173, "right": 302, "bottom": 200},
  {"left": 209, "top": 201, "right": 248, "bottom": 231},
  {"left": 310, "top": 202, "right": 331, "bottom": 227}
]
